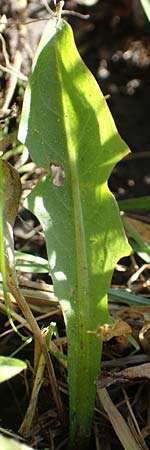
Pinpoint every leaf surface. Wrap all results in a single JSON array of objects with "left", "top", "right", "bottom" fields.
[
  {"left": 0, "top": 434, "right": 33, "bottom": 450},
  {"left": 0, "top": 356, "right": 26, "bottom": 383},
  {"left": 19, "top": 18, "right": 131, "bottom": 448}
]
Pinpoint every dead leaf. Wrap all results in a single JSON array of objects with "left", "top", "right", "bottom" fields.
[
  {"left": 96, "top": 371, "right": 129, "bottom": 388},
  {"left": 97, "top": 363, "right": 150, "bottom": 389},
  {"left": 139, "top": 322, "right": 150, "bottom": 352},
  {"left": 0, "top": 160, "right": 22, "bottom": 280},
  {"left": 1, "top": 159, "right": 22, "bottom": 226},
  {"left": 119, "top": 362, "right": 150, "bottom": 380},
  {"left": 96, "top": 318, "right": 132, "bottom": 341},
  {"left": 118, "top": 306, "right": 150, "bottom": 351}
]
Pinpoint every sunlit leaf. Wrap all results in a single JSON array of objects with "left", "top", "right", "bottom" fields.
[
  {"left": 0, "top": 356, "right": 27, "bottom": 383},
  {"left": 0, "top": 434, "right": 33, "bottom": 450},
  {"left": 19, "top": 18, "right": 131, "bottom": 448}
]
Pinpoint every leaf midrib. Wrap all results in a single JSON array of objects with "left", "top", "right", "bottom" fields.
[{"left": 56, "top": 52, "right": 90, "bottom": 320}]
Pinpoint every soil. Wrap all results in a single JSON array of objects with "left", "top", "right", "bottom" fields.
[{"left": 0, "top": 1, "right": 150, "bottom": 449}]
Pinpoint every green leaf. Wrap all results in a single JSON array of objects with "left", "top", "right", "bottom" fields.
[
  {"left": 140, "top": 0, "right": 150, "bottom": 22},
  {"left": 108, "top": 287, "right": 150, "bottom": 306},
  {"left": 129, "top": 238, "right": 150, "bottom": 263},
  {"left": 0, "top": 434, "right": 33, "bottom": 450},
  {"left": 122, "top": 216, "right": 150, "bottom": 260},
  {"left": 118, "top": 196, "right": 150, "bottom": 211},
  {"left": 19, "top": 18, "right": 131, "bottom": 449},
  {"left": 15, "top": 251, "right": 49, "bottom": 273},
  {"left": 0, "top": 356, "right": 27, "bottom": 383}
]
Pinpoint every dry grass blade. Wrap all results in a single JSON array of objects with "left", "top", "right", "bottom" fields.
[
  {"left": 0, "top": 160, "right": 63, "bottom": 420},
  {"left": 97, "top": 388, "right": 142, "bottom": 450},
  {"left": 122, "top": 388, "right": 149, "bottom": 450},
  {"left": 19, "top": 347, "right": 46, "bottom": 435}
]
